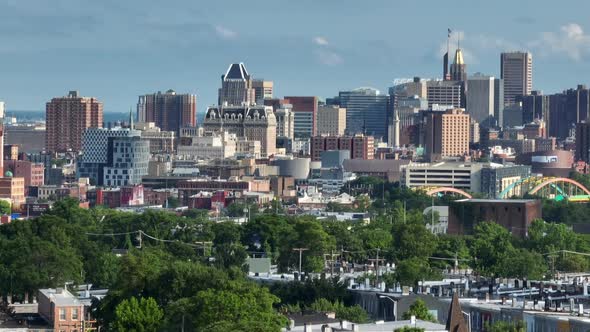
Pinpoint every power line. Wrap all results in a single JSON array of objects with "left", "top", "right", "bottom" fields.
[{"left": 85, "top": 230, "right": 212, "bottom": 249}]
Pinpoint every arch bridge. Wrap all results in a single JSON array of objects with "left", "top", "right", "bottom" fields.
[
  {"left": 497, "top": 176, "right": 590, "bottom": 202},
  {"left": 424, "top": 187, "right": 472, "bottom": 199}
]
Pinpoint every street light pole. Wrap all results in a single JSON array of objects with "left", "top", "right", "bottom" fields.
[
  {"left": 379, "top": 295, "right": 397, "bottom": 321},
  {"left": 292, "top": 248, "right": 308, "bottom": 276}
]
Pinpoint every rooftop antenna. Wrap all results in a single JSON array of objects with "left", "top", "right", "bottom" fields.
[
  {"left": 447, "top": 28, "right": 451, "bottom": 54},
  {"left": 457, "top": 31, "right": 461, "bottom": 50}
]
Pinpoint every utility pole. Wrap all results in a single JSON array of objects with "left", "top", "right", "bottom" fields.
[
  {"left": 324, "top": 250, "right": 339, "bottom": 277},
  {"left": 368, "top": 249, "right": 385, "bottom": 287},
  {"left": 292, "top": 248, "right": 309, "bottom": 276}
]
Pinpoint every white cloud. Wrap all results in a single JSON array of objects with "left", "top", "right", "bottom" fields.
[
  {"left": 313, "top": 36, "right": 329, "bottom": 46},
  {"left": 315, "top": 49, "right": 343, "bottom": 66},
  {"left": 214, "top": 25, "right": 237, "bottom": 39},
  {"left": 529, "top": 23, "right": 590, "bottom": 61}
]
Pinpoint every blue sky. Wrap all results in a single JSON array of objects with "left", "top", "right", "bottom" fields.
[{"left": 1, "top": 0, "right": 590, "bottom": 114}]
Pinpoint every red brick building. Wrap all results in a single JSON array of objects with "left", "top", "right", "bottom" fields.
[
  {"left": 38, "top": 288, "right": 90, "bottom": 332},
  {"left": 311, "top": 134, "right": 374, "bottom": 161},
  {"left": 4, "top": 160, "right": 44, "bottom": 193},
  {"left": 448, "top": 199, "right": 542, "bottom": 238},
  {"left": 46, "top": 91, "right": 103, "bottom": 153}
]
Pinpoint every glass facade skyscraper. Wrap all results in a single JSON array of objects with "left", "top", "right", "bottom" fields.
[{"left": 338, "top": 88, "right": 389, "bottom": 141}]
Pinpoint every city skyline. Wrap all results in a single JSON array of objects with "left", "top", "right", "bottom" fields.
[{"left": 1, "top": 1, "right": 590, "bottom": 112}]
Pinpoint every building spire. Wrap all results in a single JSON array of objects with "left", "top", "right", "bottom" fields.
[{"left": 129, "top": 107, "right": 134, "bottom": 130}]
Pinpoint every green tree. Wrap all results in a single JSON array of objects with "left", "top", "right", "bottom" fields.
[
  {"left": 501, "top": 248, "right": 546, "bottom": 279},
  {"left": 486, "top": 320, "right": 525, "bottom": 332},
  {"left": 186, "top": 282, "right": 287, "bottom": 331},
  {"left": 395, "top": 258, "right": 440, "bottom": 287},
  {"left": 391, "top": 216, "right": 437, "bottom": 261},
  {"left": 470, "top": 222, "right": 514, "bottom": 277},
  {"left": 113, "top": 297, "right": 163, "bottom": 332},
  {"left": 0, "top": 200, "right": 10, "bottom": 215},
  {"left": 395, "top": 327, "right": 425, "bottom": 332},
  {"left": 278, "top": 219, "right": 335, "bottom": 273},
  {"left": 402, "top": 299, "right": 436, "bottom": 322},
  {"left": 166, "top": 196, "right": 180, "bottom": 208}
]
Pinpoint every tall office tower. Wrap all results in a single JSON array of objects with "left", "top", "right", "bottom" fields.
[
  {"left": 338, "top": 88, "right": 389, "bottom": 141},
  {"left": 494, "top": 78, "right": 504, "bottom": 127},
  {"left": 203, "top": 105, "right": 277, "bottom": 157},
  {"left": 390, "top": 78, "right": 428, "bottom": 101},
  {"left": 0, "top": 101, "right": 4, "bottom": 118},
  {"left": 521, "top": 91, "right": 550, "bottom": 124},
  {"left": 443, "top": 29, "right": 452, "bottom": 81},
  {"left": 252, "top": 79, "right": 273, "bottom": 104},
  {"left": 450, "top": 49, "right": 467, "bottom": 82},
  {"left": 426, "top": 80, "right": 463, "bottom": 109},
  {"left": 218, "top": 63, "right": 255, "bottom": 106},
  {"left": 576, "top": 121, "right": 590, "bottom": 162},
  {"left": 501, "top": 52, "right": 533, "bottom": 106},
  {"left": 137, "top": 90, "right": 197, "bottom": 135},
  {"left": 548, "top": 85, "right": 590, "bottom": 139},
  {"left": 423, "top": 108, "right": 470, "bottom": 162},
  {"left": 77, "top": 123, "right": 149, "bottom": 186},
  {"left": 275, "top": 103, "right": 295, "bottom": 139},
  {"left": 46, "top": 91, "right": 103, "bottom": 153},
  {"left": 284, "top": 96, "right": 318, "bottom": 138},
  {"left": 316, "top": 105, "right": 346, "bottom": 136},
  {"left": 467, "top": 74, "right": 495, "bottom": 126}
]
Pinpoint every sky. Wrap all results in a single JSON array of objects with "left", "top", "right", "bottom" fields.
[{"left": 2, "top": 0, "right": 590, "bottom": 114}]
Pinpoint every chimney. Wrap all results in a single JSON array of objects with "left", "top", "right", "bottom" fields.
[
  {"left": 410, "top": 315, "right": 416, "bottom": 325},
  {"left": 571, "top": 298, "right": 575, "bottom": 312},
  {"left": 584, "top": 280, "right": 588, "bottom": 296},
  {"left": 580, "top": 303, "right": 585, "bottom": 316},
  {"left": 340, "top": 320, "right": 348, "bottom": 329}
]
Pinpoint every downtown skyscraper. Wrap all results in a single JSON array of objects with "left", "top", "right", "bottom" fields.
[
  {"left": 137, "top": 90, "right": 197, "bottom": 135},
  {"left": 218, "top": 63, "right": 256, "bottom": 106},
  {"left": 501, "top": 52, "right": 533, "bottom": 107},
  {"left": 338, "top": 88, "right": 389, "bottom": 141}
]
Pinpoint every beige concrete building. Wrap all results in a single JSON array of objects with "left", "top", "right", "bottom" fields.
[
  {"left": 424, "top": 108, "right": 470, "bottom": 162},
  {"left": 317, "top": 105, "right": 346, "bottom": 136},
  {"left": 275, "top": 104, "right": 295, "bottom": 139},
  {"left": 135, "top": 122, "right": 175, "bottom": 154},
  {"left": 203, "top": 105, "right": 276, "bottom": 157},
  {"left": 236, "top": 139, "right": 262, "bottom": 158},
  {"left": 0, "top": 176, "right": 25, "bottom": 211},
  {"left": 252, "top": 79, "right": 273, "bottom": 103},
  {"left": 177, "top": 131, "right": 236, "bottom": 160}
]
